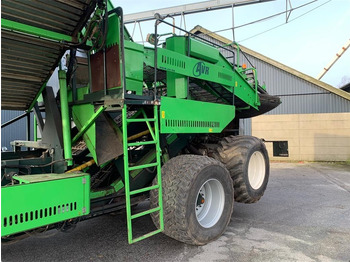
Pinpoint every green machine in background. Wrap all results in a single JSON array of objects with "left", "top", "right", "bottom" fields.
[{"left": 1, "top": 0, "right": 280, "bottom": 245}]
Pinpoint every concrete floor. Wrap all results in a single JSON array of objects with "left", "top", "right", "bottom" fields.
[{"left": 2, "top": 162, "right": 350, "bottom": 262}]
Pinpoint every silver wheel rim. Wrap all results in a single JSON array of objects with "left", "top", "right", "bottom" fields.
[
  {"left": 195, "top": 179, "right": 225, "bottom": 228},
  {"left": 248, "top": 151, "right": 265, "bottom": 189}
]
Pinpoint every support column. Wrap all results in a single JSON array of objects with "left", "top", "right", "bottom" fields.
[
  {"left": 26, "top": 113, "right": 31, "bottom": 151},
  {"left": 58, "top": 69, "right": 73, "bottom": 166}
]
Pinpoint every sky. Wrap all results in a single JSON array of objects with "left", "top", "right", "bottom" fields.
[{"left": 113, "top": 0, "right": 350, "bottom": 88}]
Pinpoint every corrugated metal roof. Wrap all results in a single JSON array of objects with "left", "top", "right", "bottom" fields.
[
  {"left": 190, "top": 26, "right": 350, "bottom": 114},
  {"left": 1, "top": 0, "right": 94, "bottom": 111}
]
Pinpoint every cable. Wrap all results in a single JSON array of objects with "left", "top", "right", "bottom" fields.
[
  {"left": 201, "top": 0, "right": 318, "bottom": 37},
  {"left": 239, "top": 0, "right": 332, "bottom": 43}
]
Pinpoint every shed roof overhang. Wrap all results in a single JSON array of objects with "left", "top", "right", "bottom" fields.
[{"left": 1, "top": 0, "right": 96, "bottom": 111}]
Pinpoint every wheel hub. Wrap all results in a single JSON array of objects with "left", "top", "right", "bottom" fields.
[
  {"left": 248, "top": 151, "right": 266, "bottom": 189},
  {"left": 195, "top": 179, "right": 225, "bottom": 228}
]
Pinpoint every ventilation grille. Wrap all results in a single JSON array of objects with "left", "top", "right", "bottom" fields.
[
  {"left": 3, "top": 202, "right": 77, "bottom": 228},
  {"left": 161, "top": 55, "right": 186, "bottom": 69},
  {"left": 218, "top": 72, "right": 232, "bottom": 81},
  {"left": 165, "top": 119, "right": 220, "bottom": 128}
]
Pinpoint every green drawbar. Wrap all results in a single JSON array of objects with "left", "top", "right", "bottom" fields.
[{"left": 122, "top": 105, "right": 164, "bottom": 244}]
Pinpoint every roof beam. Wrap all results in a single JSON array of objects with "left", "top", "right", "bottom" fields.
[
  {"left": 1, "top": 18, "right": 74, "bottom": 42},
  {"left": 124, "top": 0, "right": 275, "bottom": 24}
]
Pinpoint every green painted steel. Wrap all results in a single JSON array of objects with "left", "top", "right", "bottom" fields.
[
  {"left": 107, "top": 0, "right": 115, "bottom": 11},
  {"left": 72, "top": 103, "right": 98, "bottom": 163},
  {"left": 72, "top": 106, "right": 107, "bottom": 145},
  {"left": 1, "top": 173, "right": 90, "bottom": 237},
  {"left": 238, "top": 67, "right": 259, "bottom": 105},
  {"left": 58, "top": 70, "right": 73, "bottom": 166},
  {"left": 122, "top": 105, "right": 133, "bottom": 243},
  {"left": 1, "top": 19, "right": 73, "bottom": 43},
  {"left": 160, "top": 40, "right": 233, "bottom": 85},
  {"left": 122, "top": 105, "right": 164, "bottom": 244},
  {"left": 130, "top": 185, "right": 159, "bottom": 195},
  {"left": 153, "top": 105, "right": 164, "bottom": 233},
  {"left": 106, "top": 14, "right": 120, "bottom": 48},
  {"left": 157, "top": 47, "right": 259, "bottom": 109},
  {"left": 69, "top": 86, "right": 100, "bottom": 163},
  {"left": 27, "top": 82, "right": 47, "bottom": 112},
  {"left": 33, "top": 116, "right": 37, "bottom": 142},
  {"left": 145, "top": 36, "right": 260, "bottom": 109},
  {"left": 129, "top": 148, "right": 157, "bottom": 179},
  {"left": 190, "top": 38, "right": 220, "bottom": 63},
  {"left": 160, "top": 96, "right": 235, "bottom": 133},
  {"left": 90, "top": 179, "right": 124, "bottom": 199},
  {"left": 125, "top": 40, "right": 144, "bottom": 95},
  {"left": 165, "top": 37, "right": 188, "bottom": 98}
]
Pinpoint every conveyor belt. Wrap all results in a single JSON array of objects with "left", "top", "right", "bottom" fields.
[{"left": 1, "top": 0, "right": 95, "bottom": 110}]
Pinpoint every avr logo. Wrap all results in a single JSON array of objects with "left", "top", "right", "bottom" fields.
[{"left": 193, "top": 62, "right": 209, "bottom": 77}]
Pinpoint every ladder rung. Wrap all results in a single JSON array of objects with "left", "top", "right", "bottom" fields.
[
  {"left": 127, "top": 118, "right": 155, "bottom": 123},
  {"left": 131, "top": 207, "right": 160, "bottom": 220},
  {"left": 128, "top": 162, "right": 159, "bottom": 171},
  {"left": 128, "top": 141, "right": 156, "bottom": 147},
  {"left": 130, "top": 185, "right": 159, "bottom": 196},
  {"left": 130, "top": 228, "right": 163, "bottom": 244}
]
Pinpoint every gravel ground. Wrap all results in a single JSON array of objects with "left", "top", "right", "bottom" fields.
[{"left": 2, "top": 162, "right": 350, "bottom": 262}]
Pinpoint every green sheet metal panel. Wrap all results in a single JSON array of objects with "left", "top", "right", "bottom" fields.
[
  {"left": 70, "top": 86, "right": 98, "bottom": 163},
  {"left": 157, "top": 47, "right": 259, "bottom": 110},
  {"left": 189, "top": 38, "right": 220, "bottom": 64},
  {"left": 72, "top": 103, "right": 98, "bottom": 163},
  {"left": 165, "top": 37, "right": 188, "bottom": 98},
  {"left": 1, "top": 19, "right": 73, "bottom": 42},
  {"left": 157, "top": 46, "right": 235, "bottom": 87},
  {"left": 160, "top": 96, "right": 235, "bottom": 133},
  {"left": 106, "top": 14, "right": 120, "bottom": 47},
  {"left": 1, "top": 173, "right": 90, "bottom": 237},
  {"left": 125, "top": 40, "right": 144, "bottom": 95}
]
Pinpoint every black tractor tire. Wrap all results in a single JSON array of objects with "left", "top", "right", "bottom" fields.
[
  {"left": 213, "top": 135, "right": 269, "bottom": 204},
  {"left": 150, "top": 155, "right": 234, "bottom": 245}
]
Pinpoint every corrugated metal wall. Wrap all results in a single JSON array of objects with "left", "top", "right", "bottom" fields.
[
  {"left": 197, "top": 34, "right": 350, "bottom": 135},
  {"left": 203, "top": 36, "right": 350, "bottom": 114},
  {"left": 1, "top": 111, "right": 33, "bottom": 151},
  {"left": 237, "top": 56, "right": 350, "bottom": 114},
  {"left": 1, "top": 69, "right": 58, "bottom": 151},
  {"left": 239, "top": 119, "right": 252, "bottom": 135}
]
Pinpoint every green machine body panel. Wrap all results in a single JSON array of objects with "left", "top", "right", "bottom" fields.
[
  {"left": 157, "top": 48, "right": 235, "bottom": 86},
  {"left": 106, "top": 14, "right": 120, "bottom": 47},
  {"left": 154, "top": 36, "right": 260, "bottom": 110},
  {"left": 72, "top": 103, "right": 98, "bottom": 162},
  {"left": 1, "top": 173, "right": 90, "bottom": 237},
  {"left": 189, "top": 38, "right": 220, "bottom": 63},
  {"left": 165, "top": 37, "right": 188, "bottom": 98},
  {"left": 160, "top": 96, "right": 235, "bottom": 133},
  {"left": 125, "top": 40, "right": 144, "bottom": 95}
]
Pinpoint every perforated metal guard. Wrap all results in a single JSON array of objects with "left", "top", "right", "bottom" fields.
[{"left": 1, "top": 173, "right": 90, "bottom": 237}]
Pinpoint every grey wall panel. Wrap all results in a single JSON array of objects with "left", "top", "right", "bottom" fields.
[
  {"left": 239, "top": 119, "right": 252, "bottom": 135},
  {"left": 1, "top": 68, "right": 58, "bottom": 151},
  {"left": 1, "top": 110, "right": 33, "bottom": 151}
]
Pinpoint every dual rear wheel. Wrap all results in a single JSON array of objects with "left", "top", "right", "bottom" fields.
[{"left": 150, "top": 136, "right": 269, "bottom": 245}]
